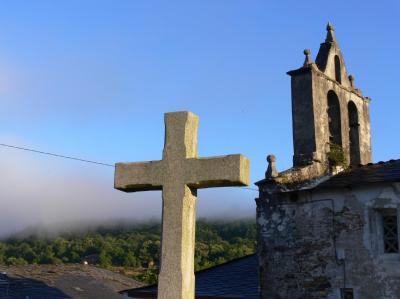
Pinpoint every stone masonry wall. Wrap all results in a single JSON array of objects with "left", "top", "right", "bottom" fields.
[{"left": 257, "top": 183, "right": 400, "bottom": 299}]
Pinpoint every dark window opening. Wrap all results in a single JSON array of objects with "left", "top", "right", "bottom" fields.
[
  {"left": 348, "top": 101, "right": 360, "bottom": 165},
  {"left": 327, "top": 90, "right": 342, "bottom": 147},
  {"left": 289, "top": 193, "right": 298, "bottom": 202},
  {"left": 383, "top": 214, "right": 399, "bottom": 253},
  {"left": 341, "top": 288, "right": 354, "bottom": 299},
  {"left": 335, "top": 55, "right": 341, "bottom": 83}
]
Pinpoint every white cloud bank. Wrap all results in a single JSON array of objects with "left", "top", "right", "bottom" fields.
[{"left": 0, "top": 138, "right": 255, "bottom": 236}]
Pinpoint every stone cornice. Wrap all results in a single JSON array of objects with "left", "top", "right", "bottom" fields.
[{"left": 287, "top": 64, "right": 370, "bottom": 103}]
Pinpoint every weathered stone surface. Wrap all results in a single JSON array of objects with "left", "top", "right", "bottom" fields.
[
  {"left": 255, "top": 24, "right": 400, "bottom": 299},
  {"left": 265, "top": 155, "right": 278, "bottom": 178},
  {"left": 115, "top": 111, "right": 249, "bottom": 299},
  {"left": 257, "top": 183, "right": 400, "bottom": 299}
]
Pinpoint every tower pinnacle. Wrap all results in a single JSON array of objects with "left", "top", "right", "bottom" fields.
[
  {"left": 303, "top": 49, "right": 313, "bottom": 67},
  {"left": 325, "top": 22, "right": 336, "bottom": 43}
]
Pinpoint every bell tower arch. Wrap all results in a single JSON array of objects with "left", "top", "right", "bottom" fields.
[
  {"left": 348, "top": 100, "right": 361, "bottom": 165},
  {"left": 327, "top": 90, "right": 342, "bottom": 147}
]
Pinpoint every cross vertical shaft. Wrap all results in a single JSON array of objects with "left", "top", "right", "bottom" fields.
[
  {"left": 158, "top": 184, "right": 197, "bottom": 299},
  {"left": 159, "top": 112, "right": 199, "bottom": 299}
]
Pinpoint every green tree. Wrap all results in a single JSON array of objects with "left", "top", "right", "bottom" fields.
[
  {"left": 7, "top": 257, "right": 28, "bottom": 266},
  {"left": 99, "top": 249, "right": 111, "bottom": 267},
  {"left": 0, "top": 219, "right": 256, "bottom": 284}
]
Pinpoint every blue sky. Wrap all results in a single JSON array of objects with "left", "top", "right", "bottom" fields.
[{"left": 0, "top": 1, "right": 398, "bottom": 233}]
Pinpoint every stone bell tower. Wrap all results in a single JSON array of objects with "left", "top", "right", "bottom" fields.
[
  {"left": 255, "top": 24, "right": 382, "bottom": 299},
  {"left": 288, "top": 22, "right": 372, "bottom": 169}
]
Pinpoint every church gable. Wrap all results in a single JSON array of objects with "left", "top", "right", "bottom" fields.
[{"left": 315, "top": 23, "right": 352, "bottom": 89}]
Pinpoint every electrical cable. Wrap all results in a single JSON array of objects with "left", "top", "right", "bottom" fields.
[
  {"left": 0, "top": 142, "right": 259, "bottom": 192},
  {"left": 0, "top": 143, "right": 115, "bottom": 167}
]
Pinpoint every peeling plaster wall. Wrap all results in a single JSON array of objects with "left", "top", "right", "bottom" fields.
[{"left": 256, "top": 183, "right": 400, "bottom": 299}]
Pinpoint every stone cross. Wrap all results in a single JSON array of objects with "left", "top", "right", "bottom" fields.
[{"left": 114, "top": 111, "right": 249, "bottom": 299}]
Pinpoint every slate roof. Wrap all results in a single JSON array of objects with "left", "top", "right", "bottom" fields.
[
  {"left": 0, "top": 264, "right": 143, "bottom": 299},
  {"left": 120, "top": 254, "right": 259, "bottom": 299},
  {"left": 317, "top": 159, "right": 400, "bottom": 189}
]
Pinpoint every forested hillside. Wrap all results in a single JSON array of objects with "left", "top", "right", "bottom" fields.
[{"left": 0, "top": 219, "right": 256, "bottom": 283}]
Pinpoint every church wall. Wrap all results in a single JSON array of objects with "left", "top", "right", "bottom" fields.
[{"left": 256, "top": 182, "right": 400, "bottom": 299}]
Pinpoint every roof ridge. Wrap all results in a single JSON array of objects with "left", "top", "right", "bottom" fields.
[
  {"left": 351, "top": 158, "right": 400, "bottom": 169},
  {"left": 120, "top": 253, "right": 257, "bottom": 293},
  {"left": 315, "top": 157, "right": 400, "bottom": 189},
  {"left": 194, "top": 253, "right": 257, "bottom": 275}
]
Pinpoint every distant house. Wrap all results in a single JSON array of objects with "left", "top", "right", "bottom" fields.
[
  {"left": 120, "top": 254, "right": 258, "bottom": 299},
  {"left": 81, "top": 253, "right": 100, "bottom": 265}
]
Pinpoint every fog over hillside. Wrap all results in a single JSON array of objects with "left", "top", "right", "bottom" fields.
[{"left": 0, "top": 136, "right": 255, "bottom": 237}]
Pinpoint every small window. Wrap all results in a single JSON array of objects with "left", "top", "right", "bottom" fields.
[
  {"left": 335, "top": 55, "right": 341, "bottom": 83},
  {"left": 383, "top": 214, "right": 399, "bottom": 253},
  {"left": 341, "top": 288, "right": 354, "bottom": 299}
]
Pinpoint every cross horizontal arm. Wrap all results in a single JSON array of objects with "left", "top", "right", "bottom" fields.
[
  {"left": 186, "top": 154, "right": 250, "bottom": 188},
  {"left": 115, "top": 160, "right": 164, "bottom": 192}
]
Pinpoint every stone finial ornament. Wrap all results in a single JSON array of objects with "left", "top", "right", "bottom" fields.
[
  {"left": 349, "top": 75, "right": 355, "bottom": 88},
  {"left": 325, "top": 22, "right": 336, "bottom": 43},
  {"left": 265, "top": 154, "right": 278, "bottom": 178},
  {"left": 303, "top": 49, "right": 313, "bottom": 67}
]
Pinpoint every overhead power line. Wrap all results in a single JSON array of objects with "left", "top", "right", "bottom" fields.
[
  {"left": 0, "top": 143, "right": 115, "bottom": 167},
  {"left": 241, "top": 187, "right": 259, "bottom": 192},
  {"left": 0, "top": 142, "right": 259, "bottom": 192}
]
